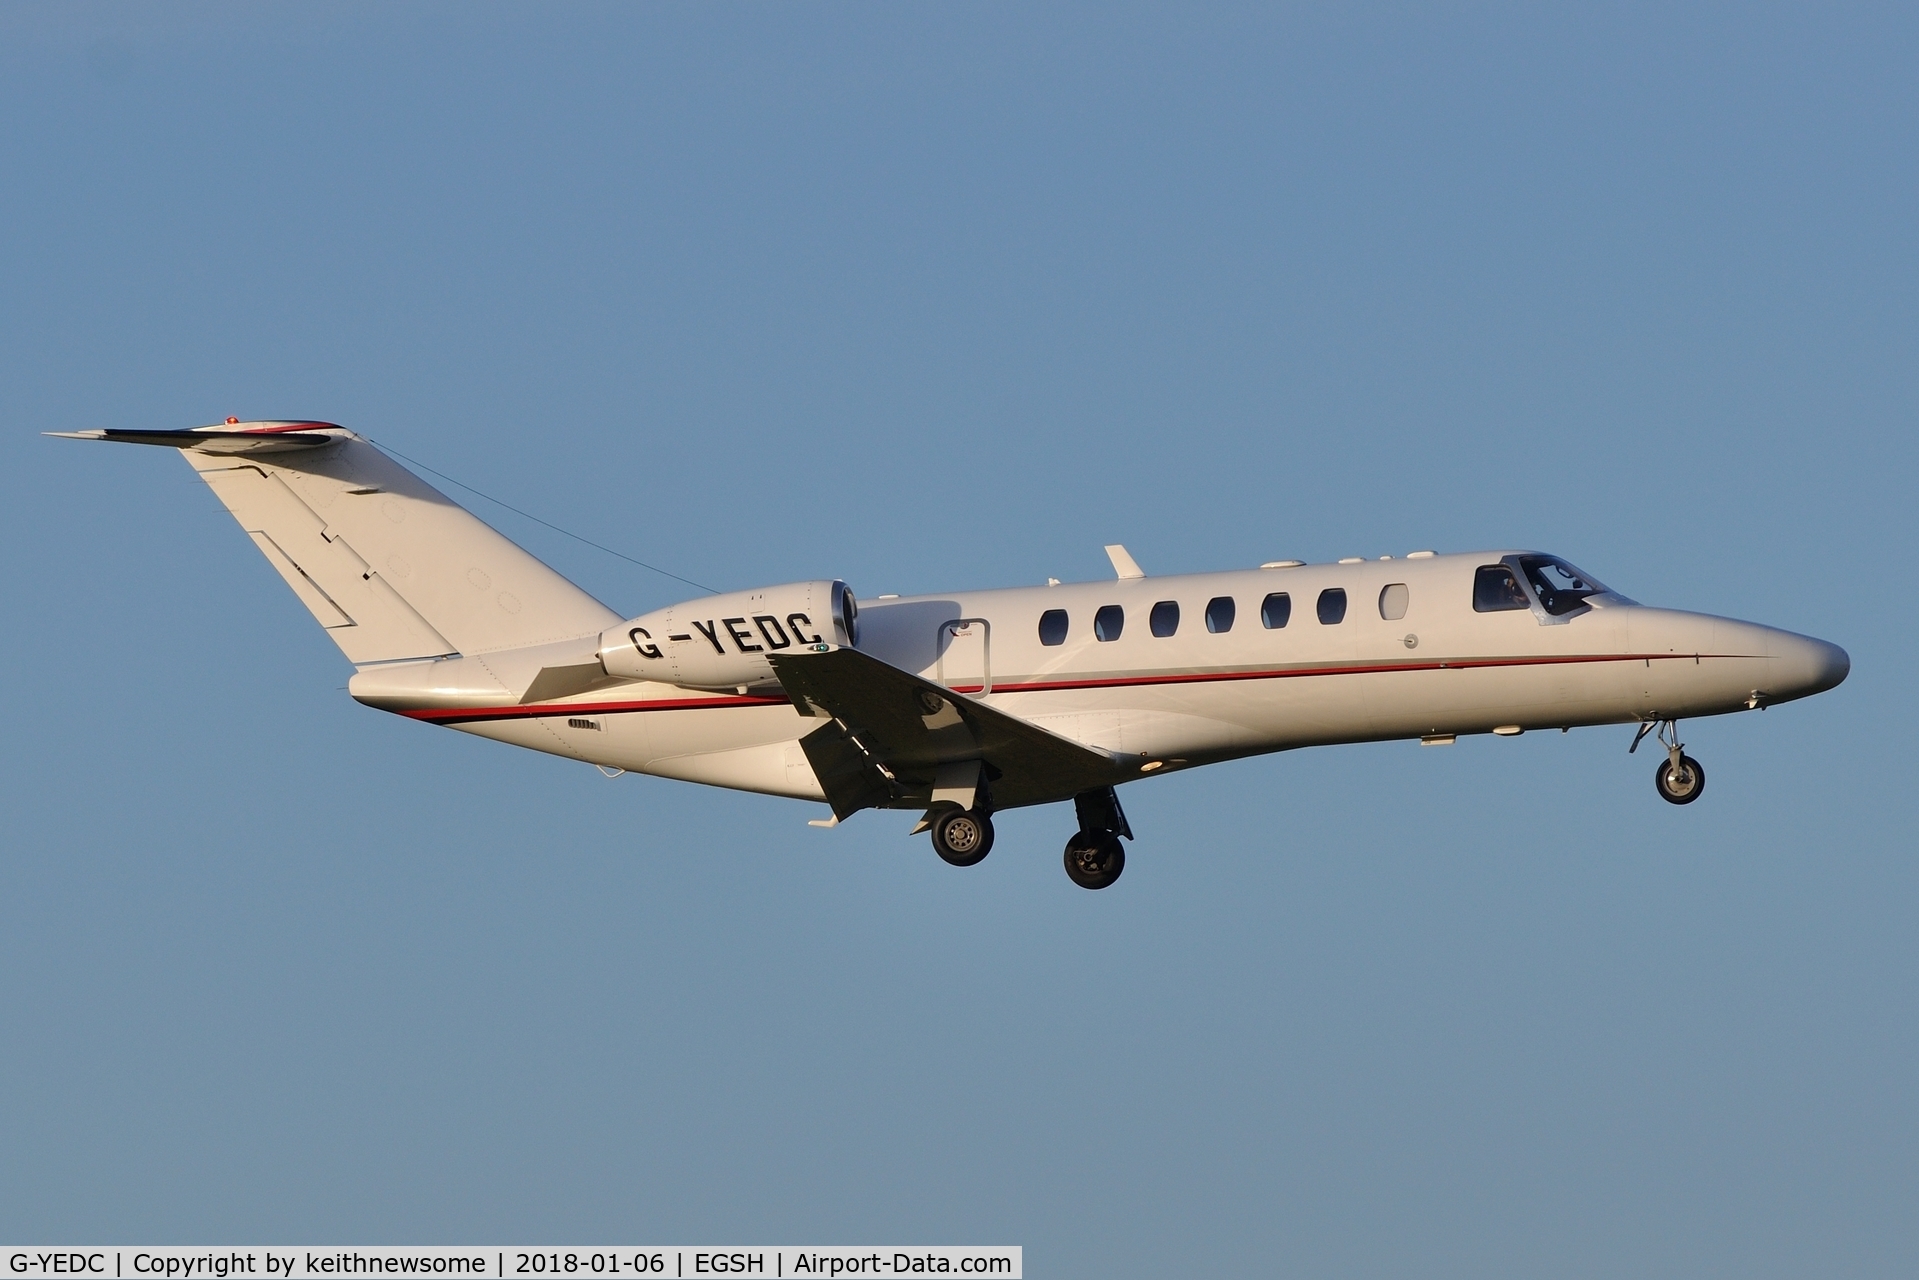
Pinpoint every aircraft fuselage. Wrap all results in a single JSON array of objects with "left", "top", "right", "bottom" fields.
[{"left": 423, "top": 551, "right": 1846, "bottom": 805}]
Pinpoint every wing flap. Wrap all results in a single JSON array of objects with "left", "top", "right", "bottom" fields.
[{"left": 768, "top": 644, "right": 1126, "bottom": 816}]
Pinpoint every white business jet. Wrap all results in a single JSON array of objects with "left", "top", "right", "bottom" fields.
[{"left": 57, "top": 421, "right": 1849, "bottom": 889}]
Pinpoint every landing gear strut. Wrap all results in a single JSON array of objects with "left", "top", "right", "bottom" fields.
[
  {"left": 1632, "top": 718, "right": 1706, "bottom": 806},
  {"left": 930, "top": 808, "right": 994, "bottom": 866},
  {"left": 1063, "top": 786, "right": 1131, "bottom": 890}
]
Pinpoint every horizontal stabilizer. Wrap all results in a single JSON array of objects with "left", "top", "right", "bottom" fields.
[
  {"left": 48, "top": 422, "right": 348, "bottom": 455},
  {"left": 769, "top": 644, "right": 1125, "bottom": 818}
]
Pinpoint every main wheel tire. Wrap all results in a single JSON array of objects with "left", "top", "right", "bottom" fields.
[
  {"left": 932, "top": 808, "right": 994, "bottom": 866},
  {"left": 1063, "top": 830, "right": 1126, "bottom": 889},
  {"left": 1654, "top": 753, "right": 1706, "bottom": 805}
]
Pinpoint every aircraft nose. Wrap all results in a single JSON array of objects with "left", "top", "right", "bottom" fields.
[{"left": 1769, "top": 630, "right": 1850, "bottom": 702}]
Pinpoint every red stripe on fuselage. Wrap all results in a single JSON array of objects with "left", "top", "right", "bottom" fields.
[
  {"left": 940, "top": 650, "right": 1730, "bottom": 695},
  {"left": 400, "top": 651, "right": 1737, "bottom": 725}
]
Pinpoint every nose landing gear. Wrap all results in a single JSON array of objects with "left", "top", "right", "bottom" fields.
[
  {"left": 1653, "top": 753, "right": 1706, "bottom": 804},
  {"left": 1632, "top": 718, "right": 1707, "bottom": 805}
]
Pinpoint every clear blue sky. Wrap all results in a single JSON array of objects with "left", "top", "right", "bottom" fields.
[{"left": 2, "top": 4, "right": 1913, "bottom": 1274}]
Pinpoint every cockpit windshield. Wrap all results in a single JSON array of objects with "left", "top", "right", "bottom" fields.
[{"left": 1517, "top": 556, "right": 1609, "bottom": 616}]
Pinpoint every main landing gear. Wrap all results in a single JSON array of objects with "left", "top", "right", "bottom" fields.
[
  {"left": 930, "top": 807, "right": 994, "bottom": 866},
  {"left": 923, "top": 784, "right": 1135, "bottom": 888},
  {"left": 1063, "top": 787, "right": 1132, "bottom": 890},
  {"left": 1064, "top": 830, "right": 1125, "bottom": 890},
  {"left": 1632, "top": 718, "right": 1706, "bottom": 806}
]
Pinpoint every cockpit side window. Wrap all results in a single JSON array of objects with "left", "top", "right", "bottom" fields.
[
  {"left": 1473, "top": 565, "right": 1530, "bottom": 612},
  {"left": 1518, "top": 556, "right": 1606, "bottom": 616}
]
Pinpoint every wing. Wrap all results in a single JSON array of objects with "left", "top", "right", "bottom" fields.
[{"left": 768, "top": 644, "right": 1128, "bottom": 819}]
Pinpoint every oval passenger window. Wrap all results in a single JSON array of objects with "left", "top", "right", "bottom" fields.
[
  {"left": 1317, "top": 588, "right": 1347, "bottom": 625},
  {"left": 1205, "top": 596, "right": 1235, "bottom": 633},
  {"left": 1038, "top": 609, "right": 1069, "bottom": 646},
  {"left": 1150, "top": 600, "right": 1179, "bottom": 637},
  {"left": 1261, "top": 592, "right": 1290, "bottom": 629},
  {"left": 1379, "top": 583, "right": 1408, "bottom": 621},
  {"left": 1094, "top": 605, "right": 1125, "bottom": 642}
]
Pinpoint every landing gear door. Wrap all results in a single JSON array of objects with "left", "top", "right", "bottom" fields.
[{"left": 935, "top": 618, "right": 992, "bottom": 696}]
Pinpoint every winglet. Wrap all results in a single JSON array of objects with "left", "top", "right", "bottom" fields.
[{"left": 1104, "top": 544, "right": 1146, "bottom": 579}]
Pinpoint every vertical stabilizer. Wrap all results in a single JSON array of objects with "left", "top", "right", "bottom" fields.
[{"left": 57, "top": 422, "right": 623, "bottom": 666}]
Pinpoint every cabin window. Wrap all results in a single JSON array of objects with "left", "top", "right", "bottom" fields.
[
  {"left": 1206, "top": 596, "right": 1235, "bottom": 633},
  {"left": 1150, "top": 600, "right": 1180, "bottom": 637},
  {"left": 1261, "top": 592, "right": 1291, "bottom": 629},
  {"left": 1519, "top": 556, "right": 1606, "bottom": 616},
  {"left": 1038, "top": 609, "right": 1069, "bottom": 646},
  {"left": 1317, "top": 588, "right": 1347, "bottom": 625},
  {"left": 1378, "top": 583, "right": 1409, "bottom": 621},
  {"left": 1094, "top": 604, "right": 1125, "bottom": 642},
  {"left": 1473, "top": 565, "right": 1530, "bottom": 612}
]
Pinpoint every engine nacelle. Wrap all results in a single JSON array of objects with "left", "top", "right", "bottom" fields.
[{"left": 598, "top": 579, "right": 858, "bottom": 692}]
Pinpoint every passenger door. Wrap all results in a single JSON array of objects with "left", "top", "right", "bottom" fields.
[{"left": 935, "top": 618, "right": 992, "bottom": 695}]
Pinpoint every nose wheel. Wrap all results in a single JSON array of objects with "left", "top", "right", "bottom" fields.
[
  {"left": 1633, "top": 719, "right": 1707, "bottom": 806},
  {"left": 1654, "top": 753, "right": 1706, "bottom": 804}
]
